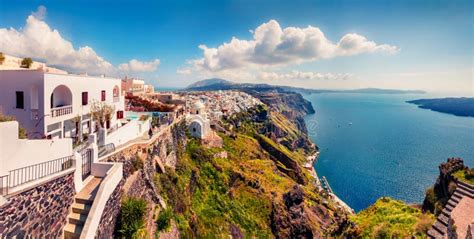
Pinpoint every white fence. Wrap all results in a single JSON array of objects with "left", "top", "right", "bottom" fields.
[{"left": 104, "top": 118, "right": 151, "bottom": 147}]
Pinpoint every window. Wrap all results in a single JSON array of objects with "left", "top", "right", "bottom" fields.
[
  {"left": 16, "top": 91, "right": 24, "bottom": 109},
  {"left": 117, "top": 111, "right": 124, "bottom": 119},
  {"left": 82, "top": 92, "right": 88, "bottom": 105},
  {"left": 101, "top": 90, "right": 106, "bottom": 101}
]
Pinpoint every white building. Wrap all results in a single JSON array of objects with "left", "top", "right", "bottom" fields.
[
  {"left": 0, "top": 70, "right": 125, "bottom": 139},
  {"left": 121, "top": 77, "right": 155, "bottom": 95},
  {"left": 187, "top": 101, "right": 210, "bottom": 139}
]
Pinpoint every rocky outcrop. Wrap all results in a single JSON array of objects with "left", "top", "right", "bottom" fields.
[
  {"left": 256, "top": 134, "right": 307, "bottom": 185},
  {"left": 247, "top": 91, "right": 314, "bottom": 134},
  {"left": 271, "top": 185, "right": 328, "bottom": 238},
  {"left": 422, "top": 158, "right": 467, "bottom": 214},
  {"left": 0, "top": 173, "right": 75, "bottom": 238}
]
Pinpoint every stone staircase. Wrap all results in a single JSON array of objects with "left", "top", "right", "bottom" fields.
[
  {"left": 63, "top": 177, "right": 103, "bottom": 239},
  {"left": 427, "top": 180, "right": 474, "bottom": 238}
]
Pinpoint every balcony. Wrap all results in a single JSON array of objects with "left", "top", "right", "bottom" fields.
[
  {"left": 51, "top": 105, "right": 73, "bottom": 118},
  {"left": 113, "top": 96, "right": 120, "bottom": 103}
]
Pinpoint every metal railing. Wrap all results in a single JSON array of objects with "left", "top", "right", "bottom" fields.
[
  {"left": 0, "top": 175, "right": 8, "bottom": 196},
  {"left": 98, "top": 143, "right": 115, "bottom": 157},
  {"left": 82, "top": 149, "right": 92, "bottom": 180},
  {"left": 51, "top": 105, "right": 73, "bottom": 117},
  {"left": 0, "top": 156, "right": 74, "bottom": 196},
  {"left": 113, "top": 96, "right": 120, "bottom": 103}
]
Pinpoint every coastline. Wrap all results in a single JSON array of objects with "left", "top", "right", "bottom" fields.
[{"left": 306, "top": 147, "right": 355, "bottom": 214}]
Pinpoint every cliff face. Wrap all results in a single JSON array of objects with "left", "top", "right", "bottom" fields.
[
  {"left": 245, "top": 91, "right": 315, "bottom": 135},
  {"left": 422, "top": 158, "right": 467, "bottom": 214},
  {"left": 150, "top": 101, "right": 346, "bottom": 237}
]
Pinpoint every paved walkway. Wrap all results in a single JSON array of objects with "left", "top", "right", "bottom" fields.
[
  {"left": 451, "top": 196, "right": 474, "bottom": 238},
  {"left": 99, "top": 117, "right": 184, "bottom": 161}
]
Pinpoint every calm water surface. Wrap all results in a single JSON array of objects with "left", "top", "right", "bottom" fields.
[{"left": 304, "top": 93, "right": 474, "bottom": 212}]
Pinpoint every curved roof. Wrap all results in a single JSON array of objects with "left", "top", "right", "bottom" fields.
[{"left": 192, "top": 101, "right": 205, "bottom": 110}]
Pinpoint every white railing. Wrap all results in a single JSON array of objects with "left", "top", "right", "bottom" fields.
[
  {"left": 51, "top": 105, "right": 72, "bottom": 117},
  {"left": 113, "top": 96, "right": 120, "bottom": 103}
]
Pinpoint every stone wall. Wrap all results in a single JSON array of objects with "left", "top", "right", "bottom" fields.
[
  {"left": 95, "top": 180, "right": 124, "bottom": 239},
  {"left": 0, "top": 173, "right": 75, "bottom": 238},
  {"left": 94, "top": 120, "right": 187, "bottom": 237}
]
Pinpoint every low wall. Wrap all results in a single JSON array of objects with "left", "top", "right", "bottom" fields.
[
  {"left": 105, "top": 118, "right": 151, "bottom": 147},
  {"left": 0, "top": 172, "right": 75, "bottom": 238},
  {"left": 0, "top": 121, "right": 73, "bottom": 175}
]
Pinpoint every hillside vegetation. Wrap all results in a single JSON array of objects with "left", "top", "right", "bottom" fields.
[
  {"left": 152, "top": 105, "right": 347, "bottom": 238},
  {"left": 345, "top": 197, "right": 435, "bottom": 238}
]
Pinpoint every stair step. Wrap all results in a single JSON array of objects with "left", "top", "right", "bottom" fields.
[
  {"left": 72, "top": 202, "right": 91, "bottom": 214},
  {"left": 437, "top": 213, "right": 449, "bottom": 226},
  {"left": 441, "top": 208, "right": 451, "bottom": 217},
  {"left": 75, "top": 197, "right": 94, "bottom": 205},
  {"left": 451, "top": 194, "right": 461, "bottom": 203},
  {"left": 457, "top": 182, "right": 474, "bottom": 193},
  {"left": 457, "top": 180, "right": 474, "bottom": 191},
  {"left": 68, "top": 212, "right": 88, "bottom": 226},
  {"left": 63, "top": 223, "right": 83, "bottom": 239},
  {"left": 432, "top": 220, "right": 447, "bottom": 235},
  {"left": 445, "top": 203, "right": 454, "bottom": 211},
  {"left": 456, "top": 186, "right": 474, "bottom": 198},
  {"left": 427, "top": 228, "right": 444, "bottom": 239},
  {"left": 447, "top": 199, "right": 457, "bottom": 208}
]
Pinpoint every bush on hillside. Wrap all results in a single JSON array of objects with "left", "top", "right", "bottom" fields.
[
  {"left": 156, "top": 208, "right": 173, "bottom": 231},
  {"left": 116, "top": 197, "right": 148, "bottom": 238}
]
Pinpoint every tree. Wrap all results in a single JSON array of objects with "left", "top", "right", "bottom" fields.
[
  {"left": 20, "top": 57, "right": 33, "bottom": 68},
  {"left": 71, "top": 115, "right": 82, "bottom": 143},
  {"left": 0, "top": 52, "right": 5, "bottom": 65},
  {"left": 90, "top": 100, "right": 115, "bottom": 129}
]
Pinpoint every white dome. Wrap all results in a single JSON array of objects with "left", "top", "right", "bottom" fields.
[{"left": 192, "top": 101, "right": 205, "bottom": 110}]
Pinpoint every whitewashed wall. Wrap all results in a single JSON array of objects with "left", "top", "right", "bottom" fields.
[
  {"left": 0, "top": 121, "right": 72, "bottom": 176},
  {"left": 105, "top": 118, "right": 151, "bottom": 147}
]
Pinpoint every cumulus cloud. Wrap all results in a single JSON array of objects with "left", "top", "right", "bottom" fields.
[
  {"left": 32, "top": 5, "right": 47, "bottom": 20},
  {"left": 176, "top": 67, "right": 192, "bottom": 75},
  {"left": 188, "top": 20, "right": 398, "bottom": 73},
  {"left": 258, "top": 71, "right": 354, "bottom": 81},
  {"left": 0, "top": 6, "right": 160, "bottom": 76},
  {"left": 118, "top": 59, "right": 160, "bottom": 72}
]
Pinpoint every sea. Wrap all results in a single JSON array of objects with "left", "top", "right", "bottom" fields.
[{"left": 303, "top": 93, "right": 474, "bottom": 212}]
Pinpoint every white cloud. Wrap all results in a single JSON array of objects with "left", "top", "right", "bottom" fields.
[
  {"left": 0, "top": 6, "right": 161, "bottom": 76},
  {"left": 32, "top": 5, "right": 47, "bottom": 20},
  {"left": 118, "top": 59, "right": 160, "bottom": 72},
  {"left": 258, "top": 71, "right": 354, "bottom": 81},
  {"left": 186, "top": 19, "right": 398, "bottom": 74},
  {"left": 176, "top": 67, "right": 192, "bottom": 75}
]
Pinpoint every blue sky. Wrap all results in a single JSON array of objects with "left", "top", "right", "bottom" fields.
[{"left": 0, "top": 0, "right": 472, "bottom": 94}]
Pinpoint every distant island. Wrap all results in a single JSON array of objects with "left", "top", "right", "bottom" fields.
[
  {"left": 407, "top": 97, "right": 474, "bottom": 117},
  {"left": 185, "top": 78, "right": 426, "bottom": 94}
]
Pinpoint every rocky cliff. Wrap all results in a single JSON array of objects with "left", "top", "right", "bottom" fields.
[
  {"left": 148, "top": 98, "right": 347, "bottom": 237},
  {"left": 422, "top": 157, "right": 467, "bottom": 214}
]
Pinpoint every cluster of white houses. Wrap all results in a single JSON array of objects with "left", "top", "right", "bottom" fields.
[{"left": 0, "top": 70, "right": 125, "bottom": 140}]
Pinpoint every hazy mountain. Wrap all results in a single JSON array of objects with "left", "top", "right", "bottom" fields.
[{"left": 185, "top": 79, "right": 426, "bottom": 94}]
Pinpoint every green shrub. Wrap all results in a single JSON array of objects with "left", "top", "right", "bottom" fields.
[
  {"left": 130, "top": 154, "right": 144, "bottom": 173},
  {"left": 117, "top": 197, "right": 148, "bottom": 238},
  {"left": 20, "top": 57, "right": 33, "bottom": 68},
  {"left": 156, "top": 208, "right": 173, "bottom": 231}
]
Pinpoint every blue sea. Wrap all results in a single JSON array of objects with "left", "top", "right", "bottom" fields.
[{"left": 303, "top": 93, "right": 474, "bottom": 212}]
